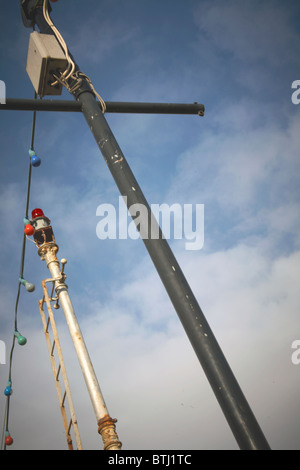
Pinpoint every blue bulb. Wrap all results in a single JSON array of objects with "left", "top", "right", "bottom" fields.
[
  {"left": 30, "top": 155, "right": 41, "bottom": 167},
  {"left": 4, "top": 386, "right": 12, "bottom": 396}
]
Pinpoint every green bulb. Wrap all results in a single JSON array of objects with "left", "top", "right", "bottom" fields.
[
  {"left": 14, "top": 331, "right": 27, "bottom": 346},
  {"left": 17, "top": 335, "right": 27, "bottom": 346}
]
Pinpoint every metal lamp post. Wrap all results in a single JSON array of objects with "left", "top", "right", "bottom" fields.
[{"left": 32, "top": 208, "right": 122, "bottom": 450}]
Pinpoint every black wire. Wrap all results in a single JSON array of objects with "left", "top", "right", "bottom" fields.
[{"left": 1, "top": 93, "right": 38, "bottom": 450}]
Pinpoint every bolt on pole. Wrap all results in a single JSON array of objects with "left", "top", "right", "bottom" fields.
[{"left": 27, "top": 1, "right": 270, "bottom": 450}]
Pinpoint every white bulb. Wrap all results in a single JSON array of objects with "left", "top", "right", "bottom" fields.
[{"left": 25, "top": 282, "right": 35, "bottom": 292}]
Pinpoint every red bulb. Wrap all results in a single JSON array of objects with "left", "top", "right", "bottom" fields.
[
  {"left": 32, "top": 208, "right": 45, "bottom": 219},
  {"left": 5, "top": 435, "right": 13, "bottom": 446},
  {"left": 50, "top": 0, "right": 59, "bottom": 2},
  {"left": 24, "top": 224, "right": 35, "bottom": 236}
]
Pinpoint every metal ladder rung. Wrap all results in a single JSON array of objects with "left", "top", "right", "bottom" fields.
[
  {"left": 51, "top": 340, "right": 56, "bottom": 356},
  {"left": 61, "top": 389, "right": 67, "bottom": 407},
  {"left": 68, "top": 418, "right": 73, "bottom": 436},
  {"left": 56, "top": 364, "right": 61, "bottom": 382},
  {"left": 45, "top": 315, "right": 50, "bottom": 334}
]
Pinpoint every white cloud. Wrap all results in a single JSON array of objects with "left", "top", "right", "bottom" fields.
[
  {"left": 165, "top": 106, "right": 300, "bottom": 256},
  {"left": 194, "top": 1, "right": 298, "bottom": 66},
  {"left": 65, "top": 12, "right": 139, "bottom": 69}
]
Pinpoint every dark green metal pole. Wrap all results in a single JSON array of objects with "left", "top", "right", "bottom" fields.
[
  {"left": 25, "top": 0, "right": 270, "bottom": 450},
  {"left": 1, "top": 98, "right": 205, "bottom": 115},
  {"left": 78, "top": 91, "right": 271, "bottom": 451}
]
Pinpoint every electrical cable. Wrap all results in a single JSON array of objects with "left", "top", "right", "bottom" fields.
[
  {"left": 42, "top": 0, "right": 106, "bottom": 113},
  {"left": 42, "top": 0, "right": 75, "bottom": 82},
  {"left": 1, "top": 93, "right": 38, "bottom": 450}
]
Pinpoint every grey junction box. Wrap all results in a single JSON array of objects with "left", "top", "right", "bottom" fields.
[{"left": 26, "top": 31, "right": 68, "bottom": 98}]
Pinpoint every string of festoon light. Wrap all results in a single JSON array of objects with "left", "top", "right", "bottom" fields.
[{"left": 1, "top": 93, "right": 41, "bottom": 450}]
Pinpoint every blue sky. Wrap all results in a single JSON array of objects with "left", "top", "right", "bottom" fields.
[{"left": 0, "top": 0, "right": 300, "bottom": 450}]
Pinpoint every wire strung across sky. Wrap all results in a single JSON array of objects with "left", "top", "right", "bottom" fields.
[{"left": 1, "top": 92, "right": 39, "bottom": 450}]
